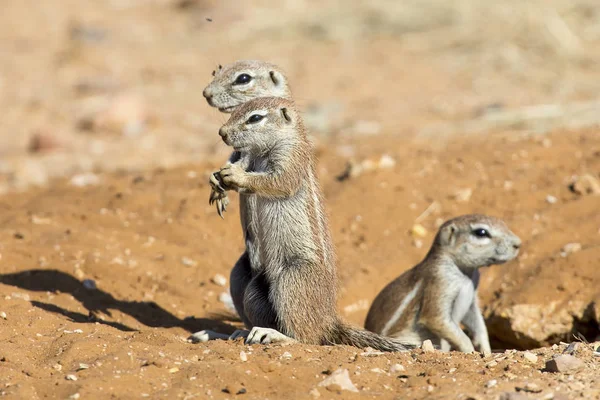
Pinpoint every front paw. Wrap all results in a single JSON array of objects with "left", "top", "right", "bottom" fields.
[
  {"left": 220, "top": 163, "right": 248, "bottom": 189},
  {"left": 209, "top": 189, "right": 229, "bottom": 218}
]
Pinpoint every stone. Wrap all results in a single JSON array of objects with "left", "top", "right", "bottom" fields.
[
  {"left": 560, "top": 243, "right": 582, "bottom": 257},
  {"left": 422, "top": 339, "right": 435, "bottom": 352},
  {"left": 359, "top": 348, "right": 385, "bottom": 357},
  {"left": 378, "top": 155, "right": 396, "bottom": 169},
  {"left": 211, "top": 273, "right": 227, "bottom": 286},
  {"left": 65, "top": 374, "right": 78, "bottom": 381},
  {"left": 516, "top": 383, "right": 542, "bottom": 393},
  {"left": 545, "top": 195, "right": 558, "bottom": 204},
  {"left": 486, "top": 379, "right": 497, "bottom": 388},
  {"left": 239, "top": 351, "right": 248, "bottom": 362},
  {"left": 545, "top": 354, "right": 584, "bottom": 373},
  {"left": 563, "top": 342, "right": 580, "bottom": 355},
  {"left": 452, "top": 188, "right": 473, "bottom": 202},
  {"left": 318, "top": 369, "right": 359, "bottom": 393},
  {"left": 569, "top": 174, "right": 600, "bottom": 196},
  {"left": 70, "top": 173, "right": 100, "bottom": 187},
  {"left": 28, "top": 132, "right": 62, "bottom": 154},
  {"left": 498, "top": 392, "right": 530, "bottom": 400},
  {"left": 181, "top": 257, "right": 197, "bottom": 267},
  {"left": 522, "top": 351, "right": 538, "bottom": 363},
  {"left": 411, "top": 224, "right": 428, "bottom": 238},
  {"left": 390, "top": 364, "right": 405, "bottom": 373},
  {"left": 309, "top": 388, "right": 321, "bottom": 398}
]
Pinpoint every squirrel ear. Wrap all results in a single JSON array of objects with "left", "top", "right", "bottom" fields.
[
  {"left": 439, "top": 223, "right": 457, "bottom": 246},
  {"left": 280, "top": 107, "right": 292, "bottom": 123},
  {"left": 270, "top": 70, "right": 283, "bottom": 86}
]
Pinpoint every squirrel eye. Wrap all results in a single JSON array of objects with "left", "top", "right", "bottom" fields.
[
  {"left": 234, "top": 74, "right": 252, "bottom": 85},
  {"left": 472, "top": 228, "right": 491, "bottom": 238},
  {"left": 247, "top": 114, "right": 264, "bottom": 124}
]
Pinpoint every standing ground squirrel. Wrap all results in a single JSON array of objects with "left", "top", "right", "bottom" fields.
[
  {"left": 203, "top": 60, "right": 292, "bottom": 217},
  {"left": 192, "top": 97, "right": 412, "bottom": 351},
  {"left": 201, "top": 60, "right": 293, "bottom": 329},
  {"left": 364, "top": 214, "right": 521, "bottom": 355}
]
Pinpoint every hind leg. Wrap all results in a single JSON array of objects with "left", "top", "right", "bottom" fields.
[
  {"left": 226, "top": 273, "right": 284, "bottom": 344},
  {"left": 243, "top": 272, "right": 278, "bottom": 329},
  {"left": 229, "top": 252, "right": 254, "bottom": 328}
]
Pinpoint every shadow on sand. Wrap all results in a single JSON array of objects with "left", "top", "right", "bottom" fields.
[{"left": 0, "top": 269, "right": 239, "bottom": 335}]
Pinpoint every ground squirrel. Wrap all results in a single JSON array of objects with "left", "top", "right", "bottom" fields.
[
  {"left": 201, "top": 60, "right": 292, "bottom": 330},
  {"left": 192, "top": 97, "right": 412, "bottom": 351},
  {"left": 203, "top": 60, "right": 292, "bottom": 217},
  {"left": 364, "top": 214, "right": 521, "bottom": 355}
]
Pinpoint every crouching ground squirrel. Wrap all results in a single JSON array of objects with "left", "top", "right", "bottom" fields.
[
  {"left": 364, "top": 214, "right": 521, "bottom": 355},
  {"left": 192, "top": 97, "right": 412, "bottom": 351}
]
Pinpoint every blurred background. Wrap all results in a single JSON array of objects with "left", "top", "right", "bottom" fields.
[{"left": 1, "top": 0, "right": 600, "bottom": 192}]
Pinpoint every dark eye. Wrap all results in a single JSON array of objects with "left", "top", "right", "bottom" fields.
[
  {"left": 246, "top": 114, "right": 264, "bottom": 124},
  {"left": 234, "top": 74, "right": 252, "bottom": 85},
  {"left": 472, "top": 228, "right": 491, "bottom": 238}
]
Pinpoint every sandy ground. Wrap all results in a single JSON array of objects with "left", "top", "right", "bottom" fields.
[{"left": 1, "top": 0, "right": 600, "bottom": 399}]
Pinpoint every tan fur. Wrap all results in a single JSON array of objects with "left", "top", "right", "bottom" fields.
[
  {"left": 202, "top": 61, "right": 293, "bottom": 328},
  {"left": 364, "top": 214, "right": 521, "bottom": 355},
  {"left": 209, "top": 97, "right": 412, "bottom": 351}
]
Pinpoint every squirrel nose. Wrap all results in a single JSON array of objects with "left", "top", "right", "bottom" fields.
[
  {"left": 202, "top": 87, "right": 212, "bottom": 99},
  {"left": 512, "top": 237, "right": 522, "bottom": 250},
  {"left": 218, "top": 127, "right": 227, "bottom": 138}
]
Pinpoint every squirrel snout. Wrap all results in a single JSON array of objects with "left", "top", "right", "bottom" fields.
[
  {"left": 512, "top": 237, "right": 522, "bottom": 250},
  {"left": 202, "top": 87, "right": 213, "bottom": 99},
  {"left": 218, "top": 127, "right": 227, "bottom": 138}
]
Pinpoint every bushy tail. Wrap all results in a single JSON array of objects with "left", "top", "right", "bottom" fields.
[{"left": 328, "top": 321, "right": 416, "bottom": 352}]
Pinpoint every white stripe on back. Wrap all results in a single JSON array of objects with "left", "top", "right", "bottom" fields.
[{"left": 381, "top": 280, "right": 422, "bottom": 336}]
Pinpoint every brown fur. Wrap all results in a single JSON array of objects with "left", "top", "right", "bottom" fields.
[
  {"left": 365, "top": 214, "right": 521, "bottom": 354},
  {"left": 214, "top": 97, "right": 411, "bottom": 351}
]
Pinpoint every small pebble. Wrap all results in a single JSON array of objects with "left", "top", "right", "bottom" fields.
[
  {"left": 452, "top": 188, "right": 473, "bottom": 202},
  {"left": 560, "top": 243, "right": 582, "bottom": 257},
  {"left": 545, "top": 195, "right": 558, "bottom": 204},
  {"left": 522, "top": 351, "right": 538, "bottom": 363},
  {"left": 498, "top": 392, "right": 529, "bottom": 400},
  {"left": 0, "top": 312, "right": 6, "bottom": 320},
  {"left": 360, "top": 348, "right": 385, "bottom": 357},
  {"left": 422, "top": 339, "right": 435, "bottom": 352},
  {"left": 82, "top": 279, "right": 97, "bottom": 290},
  {"left": 318, "top": 368, "right": 358, "bottom": 393},
  {"left": 211, "top": 273, "right": 227, "bottom": 286},
  {"left": 65, "top": 374, "right": 78, "bottom": 381},
  {"left": 411, "top": 224, "right": 428, "bottom": 238},
  {"left": 181, "top": 257, "right": 197, "bottom": 267},
  {"left": 370, "top": 368, "right": 386, "bottom": 374},
  {"left": 390, "top": 364, "right": 405, "bottom": 373},
  {"left": 77, "top": 363, "right": 89, "bottom": 371},
  {"left": 516, "top": 383, "right": 542, "bottom": 393},
  {"left": 563, "top": 342, "right": 580, "bottom": 355},
  {"left": 280, "top": 352, "right": 292, "bottom": 360},
  {"left": 545, "top": 354, "right": 584, "bottom": 373},
  {"left": 486, "top": 379, "right": 498, "bottom": 388},
  {"left": 378, "top": 155, "right": 396, "bottom": 169},
  {"left": 309, "top": 388, "right": 321, "bottom": 398},
  {"left": 240, "top": 351, "right": 248, "bottom": 362},
  {"left": 70, "top": 173, "right": 100, "bottom": 187},
  {"left": 168, "top": 367, "right": 179, "bottom": 373}
]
